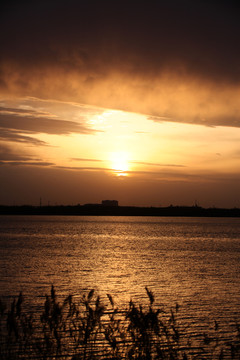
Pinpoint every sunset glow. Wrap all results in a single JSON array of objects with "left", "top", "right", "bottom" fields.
[
  {"left": 110, "top": 151, "right": 130, "bottom": 176},
  {"left": 0, "top": 1, "right": 240, "bottom": 208}
]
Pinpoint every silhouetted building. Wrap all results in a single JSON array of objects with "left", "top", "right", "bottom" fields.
[{"left": 101, "top": 200, "right": 118, "bottom": 207}]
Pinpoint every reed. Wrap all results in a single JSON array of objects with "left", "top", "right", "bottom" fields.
[{"left": 0, "top": 286, "right": 239, "bottom": 359}]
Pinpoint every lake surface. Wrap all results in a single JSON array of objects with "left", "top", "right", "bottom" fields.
[{"left": 0, "top": 215, "right": 240, "bottom": 343}]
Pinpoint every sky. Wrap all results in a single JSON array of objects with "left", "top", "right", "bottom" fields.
[{"left": 0, "top": 0, "right": 240, "bottom": 208}]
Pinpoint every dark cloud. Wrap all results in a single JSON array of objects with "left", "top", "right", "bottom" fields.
[
  {"left": 0, "top": 112, "right": 95, "bottom": 135},
  {"left": 0, "top": 160, "right": 54, "bottom": 167},
  {"left": 0, "top": 104, "right": 97, "bottom": 144},
  {"left": 0, "top": 144, "right": 33, "bottom": 161},
  {"left": 0, "top": 106, "right": 52, "bottom": 117},
  {"left": 0, "top": 128, "right": 48, "bottom": 145},
  {"left": 1, "top": 0, "right": 239, "bottom": 81},
  {"left": 1, "top": 0, "right": 240, "bottom": 128},
  {"left": 0, "top": 144, "right": 54, "bottom": 166}
]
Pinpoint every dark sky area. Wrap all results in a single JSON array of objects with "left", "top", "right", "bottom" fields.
[{"left": 1, "top": 0, "right": 240, "bottom": 125}]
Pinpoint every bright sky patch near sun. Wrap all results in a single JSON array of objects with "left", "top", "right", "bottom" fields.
[
  {"left": 0, "top": 95, "right": 240, "bottom": 207},
  {"left": 1, "top": 96, "right": 240, "bottom": 179}
]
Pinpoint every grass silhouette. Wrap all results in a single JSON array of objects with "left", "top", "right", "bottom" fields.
[{"left": 0, "top": 286, "right": 239, "bottom": 359}]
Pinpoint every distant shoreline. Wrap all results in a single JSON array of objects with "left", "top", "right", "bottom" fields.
[{"left": 0, "top": 204, "right": 240, "bottom": 217}]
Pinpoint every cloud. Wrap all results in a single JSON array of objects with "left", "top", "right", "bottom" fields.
[
  {"left": 1, "top": 1, "right": 239, "bottom": 81},
  {"left": 67, "top": 159, "right": 186, "bottom": 172},
  {"left": 54, "top": 164, "right": 190, "bottom": 181},
  {"left": 55, "top": 165, "right": 111, "bottom": 172},
  {"left": 0, "top": 106, "right": 54, "bottom": 117},
  {"left": 0, "top": 128, "right": 48, "bottom": 145},
  {"left": 131, "top": 161, "right": 186, "bottom": 168},
  {"left": 0, "top": 160, "right": 54, "bottom": 167},
  {"left": 0, "top": 112, "right": 95, "bottom": 135},
  {"left": 0, "top": 144, "right": 32, "bottom": 161},
  {"left": 0, "top": 143, "right": 54, "bottom": 167},
  {"left": 149, "top": 113, "right": 240, "bottom": 128},
  {"left": 0, "top": 0, "right": 240, "bottom": 127},
  {"left": 0, "top": 102, "right": 98, "bottom": 145},
  {"left": 71, "top": 158, "right": 103, "bottom": 162}
]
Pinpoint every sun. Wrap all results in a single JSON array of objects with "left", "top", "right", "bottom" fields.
[{"left": 110, "top": 151, "right": 130, "bottom": 176}]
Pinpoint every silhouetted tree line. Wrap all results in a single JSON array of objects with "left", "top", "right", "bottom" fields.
[{"left": 0, "top": 204, "right": 240, "bottom": 217}]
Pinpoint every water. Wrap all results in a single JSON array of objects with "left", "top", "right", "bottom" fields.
[{"left": 0, "top": 215, "right": 240, "bottom": 343}]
